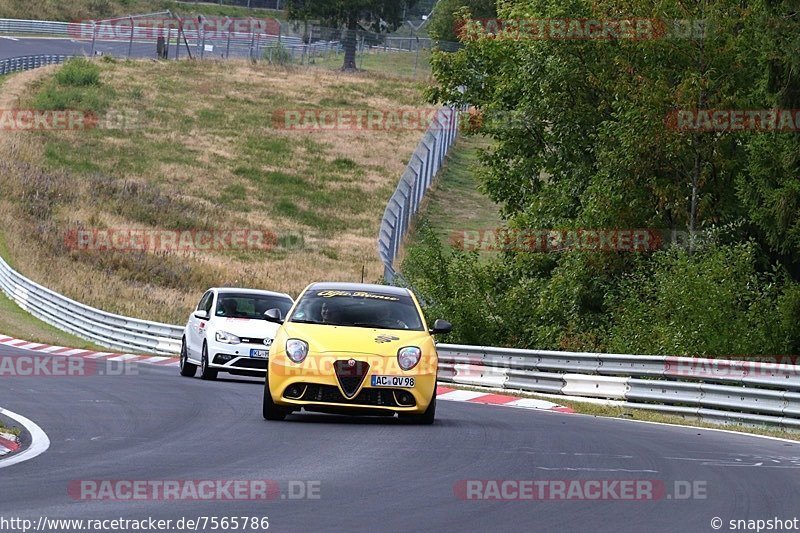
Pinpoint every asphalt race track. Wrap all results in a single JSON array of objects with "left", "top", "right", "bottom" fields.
[
  {"left": 1, "top": 343, "right": 799, "bottom": 532},
  {"left": 0, "top": 37, "right": 163, "bottom": 61}
]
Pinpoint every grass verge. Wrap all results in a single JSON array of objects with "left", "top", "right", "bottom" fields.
[
  {"left": 311, "top": 49, "right": 433, "bottom": 80},
  {"left": 0, "top": 420, "right": 20, "bottom": 437},
  {"left": 0, "top": 58, "right": 429, "bottom": 325},
  {"left": 0, "top": 292, "right": 107, "bottom": 352},
  {"left": 405, "top": 134, "right": 501, "bottom": 252},
  {"left": 0, "top": 233, "right": 106, "bottom": 351}
]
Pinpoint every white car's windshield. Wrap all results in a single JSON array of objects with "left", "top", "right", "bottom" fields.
[
  {"left": 215, "top": 293, "right": 293, "bottom": 320},
  {"left": 289, "top": 289, "right": 424, "bottom": 331}
]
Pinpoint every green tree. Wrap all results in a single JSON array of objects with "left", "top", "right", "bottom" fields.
[
  {"left": 286, "top": 0, "right": 420, "bottom": 70},
  {"left": 409, "top": 0, "right": 800, "bottom": 354},
  {"left": 427, "top": 0, "right": 497, "bottom": 43}
]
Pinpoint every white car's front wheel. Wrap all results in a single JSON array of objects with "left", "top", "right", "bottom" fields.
[
  {"left": 179, "top": 339, "right": 197, "bottom": 377},
  {"left": 200, "top": 343, "right": 218, "bottom": 381}
]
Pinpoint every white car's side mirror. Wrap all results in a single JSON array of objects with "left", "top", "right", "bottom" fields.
[
  {"left": 193, "top": 310, "right": 209, "bottom": 320},
  {"left": 264, "top": 308, "right": 284, "bottom": 324}
]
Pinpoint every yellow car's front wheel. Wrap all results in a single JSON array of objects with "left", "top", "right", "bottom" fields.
[
  {"left": 400, "top": 390, "right": 436, "bottom": 425},
  {"left": 263, "top": 376, "right": 291, "bottom": 421}
]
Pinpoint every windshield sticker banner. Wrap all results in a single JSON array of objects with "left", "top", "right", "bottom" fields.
[{"left": 316, "top": 290, "right": 399, "bottom": 301}]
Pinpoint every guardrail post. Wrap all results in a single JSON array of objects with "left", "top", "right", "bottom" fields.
[
  {"left": 413, "top": 36, "right": 420, "bottom": 79},
  {"left": 175, "top": 19, "right": 182, "bottom": 60},
  {"left": 200, "top": 26, "right": 206, "bottom": 59},
  {"left": 127, "top": 16, "right": 134, "bottom": 58},
  {"left": 90, "top": 21, "right": 97, "bottom": 56},
  {"left": 225, "top": 18, "right": 232, "bottom": 59}
]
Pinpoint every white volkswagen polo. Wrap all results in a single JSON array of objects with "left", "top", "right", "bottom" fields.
[{"left": 180, "top": 288, "right": 294, "bottom": 380}]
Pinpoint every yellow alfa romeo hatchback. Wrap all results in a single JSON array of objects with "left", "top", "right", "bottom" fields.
[{"left": 262, "top": 282, "right": 452, "bottom": 424}]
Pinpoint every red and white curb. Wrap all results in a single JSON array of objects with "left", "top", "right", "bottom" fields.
[
  {"left": 0, "top": 431, "right": 20, "bottom": 456},
  {"left": 0, "top": 406, "right": 50, "bottom": 469},
  {"left": 0, "top": 335, "right": 178, "bottom": 367},
  {"left": 436, "top": 386, "right": 574, "bottom": 413}
]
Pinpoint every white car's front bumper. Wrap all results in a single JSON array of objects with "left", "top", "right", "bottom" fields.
[{"left": 206, "top": 338, "right": 272, "bottom": 374}]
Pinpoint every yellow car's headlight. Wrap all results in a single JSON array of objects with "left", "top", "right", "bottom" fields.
[
  {"left": 286, "top": 339, "right": 309, "bottom": 363},
  {"left": 397, "top": 346, "right": 422, "bottom": 371}
]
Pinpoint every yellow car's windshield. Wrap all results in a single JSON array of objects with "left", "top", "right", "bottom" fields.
[{"left": 289, "top": 290, "right": 424, "bottom": 331}]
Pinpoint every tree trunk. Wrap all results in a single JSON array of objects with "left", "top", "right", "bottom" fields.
[{"left": 342, "top": 12, "right": 358, "bottom": 71}]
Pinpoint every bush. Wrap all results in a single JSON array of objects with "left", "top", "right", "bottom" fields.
[
  {"left": 33, "top": 58, "right": 110, "bottom": 113},
  {"left": 33, "top": 86, "right": 103, "bottom": 112},
  {"left": 55, "top": 58, "right": 101, "bottom": 87},
  {"left": 606, "top": 242, "right": 800, "bottom": 356},
  {"left": 401, "top": 223, "right": 531, "bottom": 347},
  {"left": 263, "top": 44, "right": 293, "bottom": 66},
  {"left": 403, "top": 223, "right": 800, "bottom": 357}
]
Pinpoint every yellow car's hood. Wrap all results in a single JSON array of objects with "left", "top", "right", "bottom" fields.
[{"left": 281, "top": 322, "right": 432, "bottom": 356}]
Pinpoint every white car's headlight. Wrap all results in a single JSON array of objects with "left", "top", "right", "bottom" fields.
[
  {"left": 286, "top": 339, "right": 309, "bottom": 363},
  {"left": 215, "top": 331, "right": 241, "bottom": 344},
  {"left": 397, "top": 346, "right": 422, "bottom": 371}
]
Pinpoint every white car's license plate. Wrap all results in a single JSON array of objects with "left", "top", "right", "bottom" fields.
[
  {"left": 371, "top": 375, "right": 415, "bottom": 388},
  {"left": 250, "top": 349, "right": 269, "bottom": 359}
]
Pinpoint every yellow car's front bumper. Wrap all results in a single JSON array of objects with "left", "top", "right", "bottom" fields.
[{"left": 268, "top": 352, "right": 437, "bottom": 414}]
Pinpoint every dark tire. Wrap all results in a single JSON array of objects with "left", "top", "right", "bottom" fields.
[
  {"left": 200, "top": 344, "right": 218, "bottom": 381},
  {"left": 403, "top": 393, "right": 436, "bottom": 425},
  {"left": 262, "top": 374, "right": 287, "bottom": 421},
  {"left": 179, "top": 339, "right": 197, "bottom": 377}
]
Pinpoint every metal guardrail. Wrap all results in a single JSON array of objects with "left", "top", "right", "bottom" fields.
[
  {"left": 378, "top": 107, "right": 460, "bottom": 282},
  {"left": 0, "top": 55, "right": 70, "bottom": 76},
  {"left": 0, "top": 255, "right": 182, "bottom": 355},
  {"left": 0, "top": 18, "right": 79, "bottom": 36},
  {"left": 437, "top": 344, "right": 800, "bottom": 429}
]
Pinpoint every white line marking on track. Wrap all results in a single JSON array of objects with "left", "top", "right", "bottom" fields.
[
  {"left": 536, "top": 467, "right": 659, "bottom": 472},
  {"left": 82, "top": 352, "right": 113, "bottom": 359},
  {"left": 1, "top": 36, "right": 20, "bottom": 41},
  {"left": 140, "top": 356, "right": 170, "bottom": 363},
  {"left": 106, "top": 354, "right": 139, "bottom": 362},
  {"left": 0, "top": 407, "right": 50, "bottom": 469},
  {"left": 438, "top": 390, "right": 489, "bottom": 402},
  {"left": 3, "top": 339, "right": 28, "bottom": 347},
  {"left": 507, "top": 398, "right": 562, "bottom": 409},
  {"left": 56, "top": 349, "right": 89, "bottom": 356},
  {"left": 19, "top": 343, "right": 45, "bottom": 350},
  {"left": 36, "top": 346, "right": 68, "bottom": 353}
]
